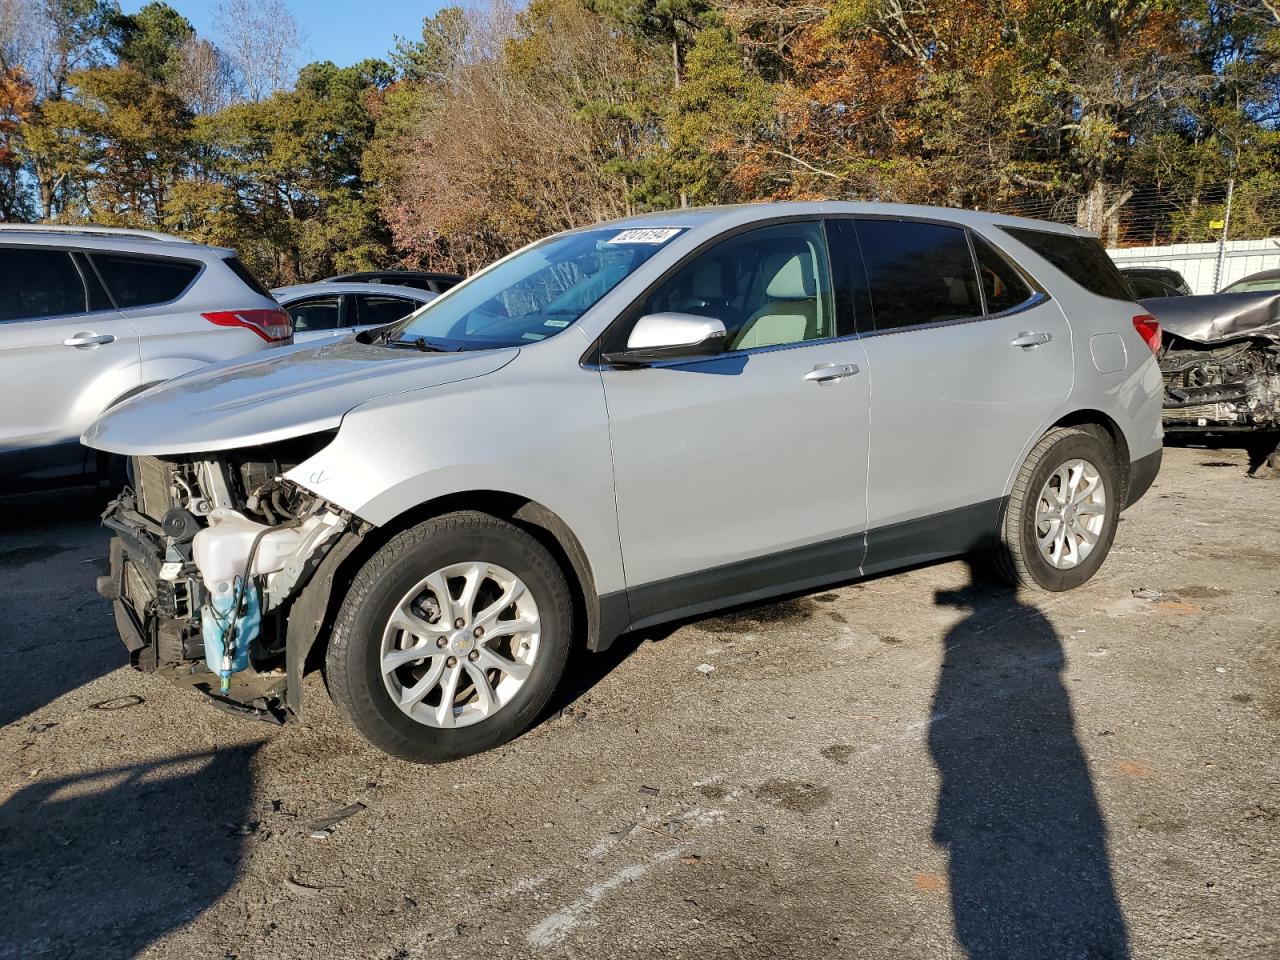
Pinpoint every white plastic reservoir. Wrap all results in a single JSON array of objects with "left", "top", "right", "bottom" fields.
[{"left": 192, "top": 509, "right": 325, "bottom": 594}]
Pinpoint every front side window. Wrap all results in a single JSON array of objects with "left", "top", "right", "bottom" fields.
[
  {"left": 286, "top": 295, "right": 341, "bottom": 332},
  {"left": 855, "top": 220, "right": 982, "bottom": 331},
  {"left": 641, "top": 221, "right": 836, "bottom": 351},
  {"left": 972, "top": 235, "right": 1035, "bottom": 313},
  {"left": 393, "top": 227, "right": 683, "bottom": 349},
  {"left": 0, "top": 248, "right": 89, "bottom": 321},
  {"left": 1001, "top": 227, "right": 1132, "bottom": 301},
  {"left": 91, "top": 253, "right": 201, "bottom": 308},
  {"left": 357, "top": 294, "right": 419, "bottom": 326}
]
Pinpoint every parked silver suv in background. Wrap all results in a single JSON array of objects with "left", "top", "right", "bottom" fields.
[
  {"left": 0, "top": 225, "right": 290, "bottom": 489},
  {"left": 85, "top": 203, "right": 1164, "bottom": 763}
]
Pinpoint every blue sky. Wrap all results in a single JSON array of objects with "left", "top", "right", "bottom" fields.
[{"left": 121, "top": 0, "right": 446, "bottom": 68}]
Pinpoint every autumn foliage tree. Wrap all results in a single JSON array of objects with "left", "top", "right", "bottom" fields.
[{"left": 1, "top": 0, "right": 1278, "bottom": 279}]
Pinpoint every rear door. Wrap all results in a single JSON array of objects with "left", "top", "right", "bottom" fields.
[
  {"left": 841, "top": 218, "right": 1073, "bottom": 572},
  {"left": 0, "top": 246, "right": 139, "bottom": 457}
]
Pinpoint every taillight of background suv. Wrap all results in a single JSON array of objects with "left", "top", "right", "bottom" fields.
[{"left": 202, "top": 308, "right": 293, "bottom": 343}]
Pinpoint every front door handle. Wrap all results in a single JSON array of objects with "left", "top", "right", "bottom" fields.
[
  {"left": 63, "top": 333, "right": 116, "bottom": 348},
  {"left": 1011, "top": 331, "right": 1051, "bottom": 348},
  {"left": 804, "top": 362, "right": 859, "bottom": 384}
]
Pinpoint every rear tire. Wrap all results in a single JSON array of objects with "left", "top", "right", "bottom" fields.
[
  {"left": 325, "top": 511, "right": 573, "bottom": 763},
  {"left": 993, "top": 426, "right": 1120, "bottom": 591}
]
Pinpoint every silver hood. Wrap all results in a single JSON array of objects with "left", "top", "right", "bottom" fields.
[
  {"left": 83, "top": 338, "right": 519, "bottom": 455},
  {"left": 1140, "top": 292, "right": 1280, "bottom": 345}
]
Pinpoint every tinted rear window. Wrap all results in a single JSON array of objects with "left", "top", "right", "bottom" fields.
[
  {"left": 92, "top": 254, "right": 201, "bottom": 308},
  {"left": 357, "top": 294, "right": 420, "bottom": 326},
  {"left": 855, "top": 220, "right": 983, "bottom": 331},
  {"left": 1002, "top": 227, "right": 1132, "bottom": 301},
  {"left": 0, "top": 248, "right": 88, "bottom": 320},
  {"left": 222, "top": 255, "right": 272, "bottom": 298}
]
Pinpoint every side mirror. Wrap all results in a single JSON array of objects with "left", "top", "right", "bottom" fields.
[{"left": 601, "top": 312, "right": 727, "bottom": 366}]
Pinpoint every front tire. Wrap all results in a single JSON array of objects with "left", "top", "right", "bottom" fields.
[
  {"left": 326, "top": 511, "right": 573, "bottom": 763},
  {"left": 993, "top": 426, "right": 1120, "bottom": 591}
]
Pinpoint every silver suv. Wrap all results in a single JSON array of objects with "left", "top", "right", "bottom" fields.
[
  {"left": 85, "top": 203, "right": 1164, "bottom": 762},
  {"left": 0, "top": 225, "right": 290, "bottom": 489}
]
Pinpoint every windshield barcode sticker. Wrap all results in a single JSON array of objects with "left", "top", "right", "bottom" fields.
[{"left": 607, "top": 228, "right": 683, "bottom": 245}]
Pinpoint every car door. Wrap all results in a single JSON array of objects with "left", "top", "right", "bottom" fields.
[
  {"left": 283, "top": 294, "right": 346, "bottom": 342},
  {"left": 598, "top": 220, "right": 872, "bottom": 626},
  {"left": 353, "top": 293, "right": 425, "bottom": 334},
  {"left": 0, "top": 246, "right": 139, "bottom": 458},
  {"left": 840, "top": 218, "right": 1073, "bottom": 572}
]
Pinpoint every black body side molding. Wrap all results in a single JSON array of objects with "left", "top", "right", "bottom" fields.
[{"left": 595, "top": 497, "right": 1006, "bottom": 647}]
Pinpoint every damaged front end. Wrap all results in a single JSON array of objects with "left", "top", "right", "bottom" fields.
[
  {"left": 1159, "top": 336, "right": 1280, "bottom": 431},
  {"left": 98, "top": 435, "right": 362, "bottom": 722},
  {"left": 1142, "top": 292, "right": 1280, "bottom": 433}
]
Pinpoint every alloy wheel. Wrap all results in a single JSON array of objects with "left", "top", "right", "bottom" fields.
[
  {"left": 380, "top": 561, "right": 541, "bottom": 728},
  {"left": 1035, "top": 458, "right": 1107, "bottom": 570}
]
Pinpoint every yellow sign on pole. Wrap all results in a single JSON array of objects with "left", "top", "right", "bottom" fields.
[{"left": 1210, "top": 219, "right": 1225, "bottom": 230}]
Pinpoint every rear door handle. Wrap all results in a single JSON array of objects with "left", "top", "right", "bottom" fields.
[
  {"left": 1011, "top": 331, "right": 1051, "bottom": 348},
  {"left": 804, "top": 362, "right": 859, "bottom": 384},
  {"left": 63, "top": 333, "right": 116, "bottom": 348}
]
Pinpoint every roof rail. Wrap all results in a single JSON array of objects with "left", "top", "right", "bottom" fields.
[{"left": 0, "top": 223, "right": 193, "bottom": 243}]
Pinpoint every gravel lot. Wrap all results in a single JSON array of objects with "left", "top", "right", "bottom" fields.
[{"left": 1, "top": 444, "right": 1277, "bottom": 960}]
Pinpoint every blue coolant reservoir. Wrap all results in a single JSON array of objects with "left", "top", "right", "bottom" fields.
[{"left": 202, "top": 577, "right": 260, "bottom": 690}]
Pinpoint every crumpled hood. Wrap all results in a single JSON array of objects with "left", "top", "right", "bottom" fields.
[
  {"left": 83, "top": 337, "right": 519, "bottom": 455},
  {"left": 1140, "top": 292, "right": 1280, "bottom": 345}
]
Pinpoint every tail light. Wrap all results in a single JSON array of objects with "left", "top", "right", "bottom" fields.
[
  {"left": 1132, "top": 314, "right": 1161, "bottom": 354},
  {"left": 202, "top": 308, "right": 292, "bottom": 343}
]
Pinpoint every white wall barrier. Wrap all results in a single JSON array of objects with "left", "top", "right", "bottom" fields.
[{"left": 1107, "top": 238, "right": 1280, "bottom": 294}]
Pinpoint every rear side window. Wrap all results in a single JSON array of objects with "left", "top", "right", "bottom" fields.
[
  {"left": 222, "top": 255, "right": 272, "bottom": 298},
  {"left": 285, "top": 295, "right": 342, "bottom": 332},
  {"left": 854, "top": 220, "right": 982, "bottom": 330},
  {"left": 0, "top": 248, "right": 89, "bottom": 321},
  {"left": 1001, "top": 227, "right": 1132, "bottom": 301},
  {"left": 972, "top": 235, "right": 1035, "bottom": 313},
  {"left": 356, "top": 294, "right": 420, "bottom": 326},
  {"left": 92, "top": 253, "right": 201, "bottom": 308}
]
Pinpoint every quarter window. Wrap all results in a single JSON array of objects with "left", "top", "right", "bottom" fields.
[
  {"left": 1001, "top": 227, "right": 1132, "bottom": 301},
  {"left": 285, "top": 295, "right": 342, "bottom": 332},
  {"left": 91, "top": 253, "right": 201, "bottom": 308},
  {"left": 0, "top": 248, "right": 89, "bottom": 321},
  {"left": 854, "top": 220, "right": 982, "bottom": 331},
  {"left": 642, "top": 221, "right": 836, "bottom": 351},
  {"left": 972, "top": 235, "right": 1035, "bottom": 314}
]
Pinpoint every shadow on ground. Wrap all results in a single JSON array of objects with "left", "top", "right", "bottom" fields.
[
  {"left": 0, "top": 487, "right": 121, "bottom": 726},
  {"left": 0, "top": 743, "right": 263, "bottom": 960},
  {"left": 930, "top": 559, "right": 1130, "bottom": 959}
]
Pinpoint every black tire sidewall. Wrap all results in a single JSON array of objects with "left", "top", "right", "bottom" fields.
[
  {"left": 1016, "top": 431, "right": 1120, "bottom": 591},
  {"left": 333, "top": 521, "right": 571, "bottom": 762}
]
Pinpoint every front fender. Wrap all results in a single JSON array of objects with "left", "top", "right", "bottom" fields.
[{"left": 284, "top": 364, "right": 626, "bottom": 598}]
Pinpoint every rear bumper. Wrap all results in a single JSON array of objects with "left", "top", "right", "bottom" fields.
[{"left": 1125, "top": 448, "right": 1162, "bottom": 509}]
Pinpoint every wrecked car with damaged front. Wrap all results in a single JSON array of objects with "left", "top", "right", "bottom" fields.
[
  {"left": 85, "top": 203, "right": 1164, "bottom": 763},
  {"left": 1142, "top": 291, "right": 1280, "bottom": 435}
]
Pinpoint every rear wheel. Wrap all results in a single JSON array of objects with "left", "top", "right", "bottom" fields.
[
  {"left": 993, "top": 426, "right": 1120, "bottom": 591},
  {"left": 326, "top": 511, "right": 573, "bottom": 762}
]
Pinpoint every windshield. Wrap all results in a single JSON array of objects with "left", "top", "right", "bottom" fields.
[
  {"left": 389, "top": 227, "right": 684, "bottom": 349},
  {"left": 1226, "top": 277, "right": 1280, "bottom": 294}
]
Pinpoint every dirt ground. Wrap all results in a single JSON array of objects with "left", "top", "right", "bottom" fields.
[{"left": 1, "top": 444, "right": 1277, "bottom": 960}]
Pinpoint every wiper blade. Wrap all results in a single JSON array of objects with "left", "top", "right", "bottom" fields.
[{"left": 385, "top": 334, "right": 447, "bottom": 352}]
